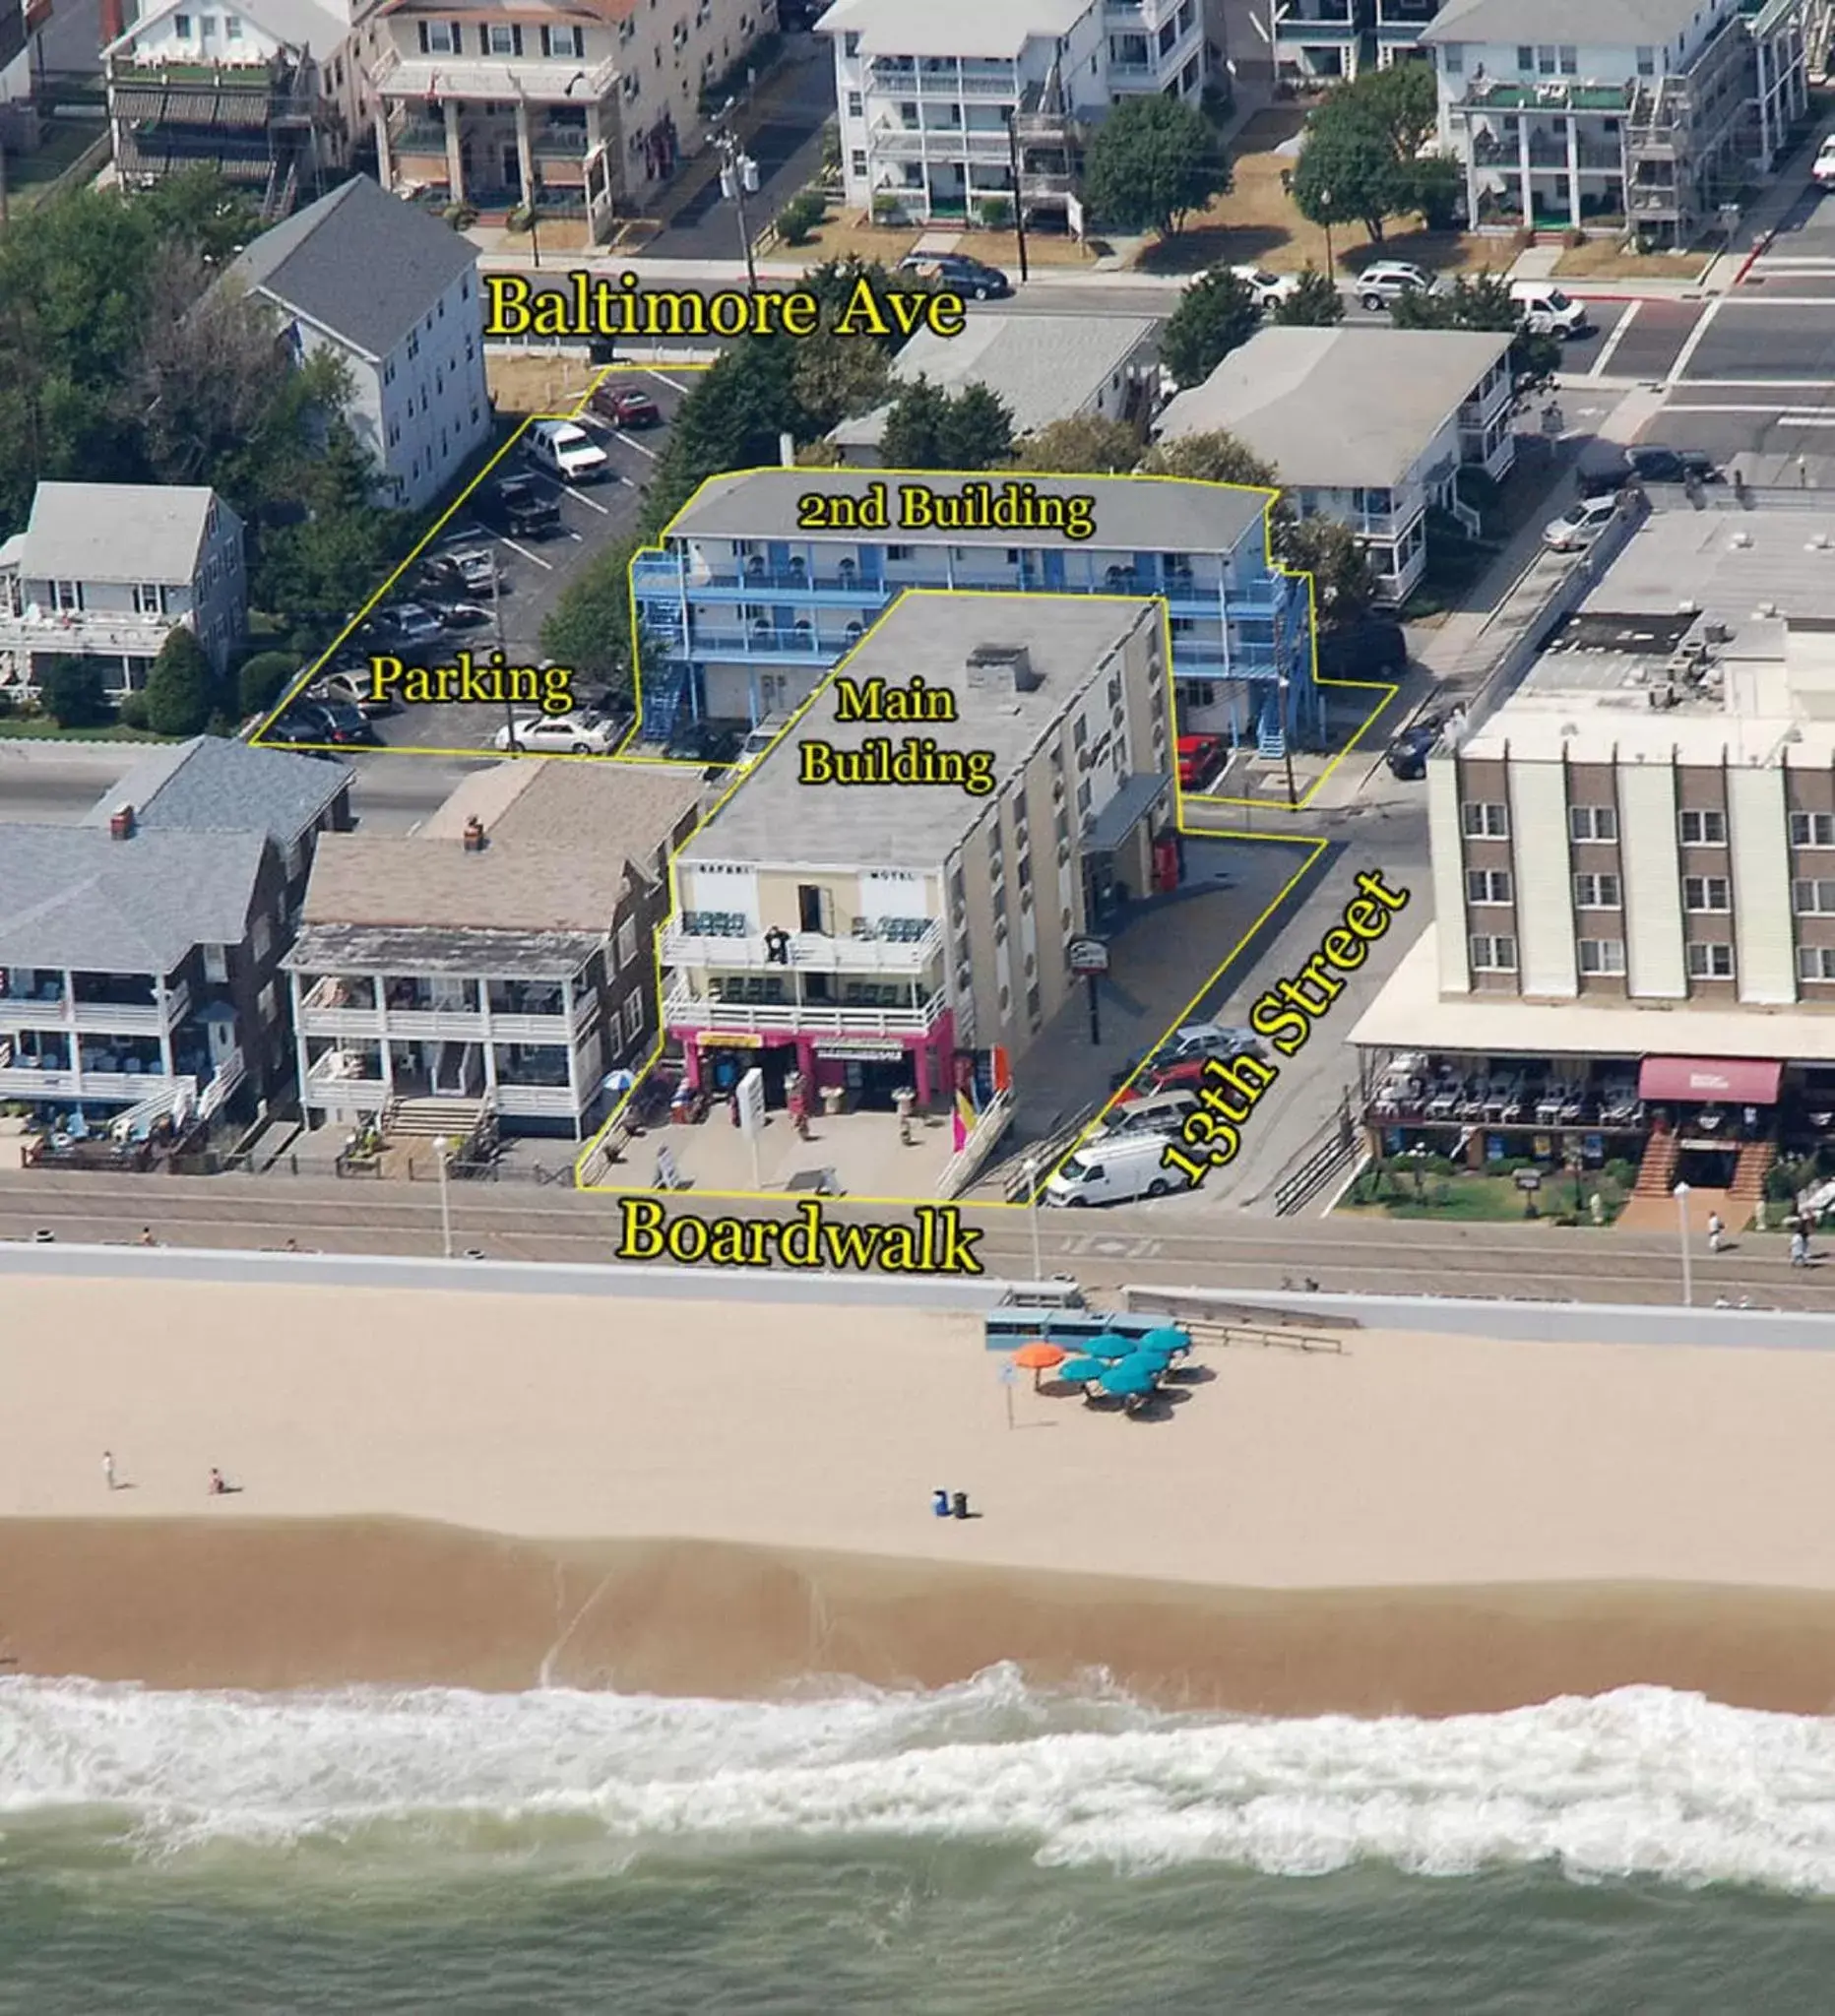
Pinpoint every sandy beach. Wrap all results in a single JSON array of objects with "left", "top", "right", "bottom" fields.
[{"left": 9, "top": 1272, "right": 1835, "bottom": 1712}]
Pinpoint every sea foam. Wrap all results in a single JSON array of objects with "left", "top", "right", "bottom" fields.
[{"left": 4, "top": 1670, "right": 1835, "bottom": 1891}]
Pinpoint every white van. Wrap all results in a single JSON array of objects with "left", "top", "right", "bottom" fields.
[
  {"left": 1095, "top": 1089, "right": 1199, "bottom": 1141},
  {"left": 1509, "top": 282, "right": 1590, "bottom": 340},
  {"left": 1044, "top": 1135, "right": 1196, "bottom": 1207},
  {"left": 527, "top": 419, "right": 611, "bottom": 483}
]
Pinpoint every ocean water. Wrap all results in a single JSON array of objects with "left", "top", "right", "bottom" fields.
[{"left": 5, "top": 1670, "right": 1835, "bottom": 2013}]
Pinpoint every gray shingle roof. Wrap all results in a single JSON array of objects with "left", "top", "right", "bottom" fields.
[
  {"left": 19, "top": 483, "right": 223, "bottom": 587},
  {"left": 0, "top": 828, "right": 266, "bottom": 974},
  {"left": 1422, "top": 0, "right": 1706, "bottom": 45},
  {"left": 228, "top": 175, "right": 479, "bottom": 361},
  {"left": 830, "top": 313, "right": 1159, "bottom": 449},
  {"left": 83, "top": 736, "right": 351, "bottom": 851}
]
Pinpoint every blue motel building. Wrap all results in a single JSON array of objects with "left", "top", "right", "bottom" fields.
[{"left": 629, "top": 469, "right": 1318, "bottom": 756}]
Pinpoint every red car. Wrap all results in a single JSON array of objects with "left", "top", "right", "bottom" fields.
[
  {"left": 1177, "top": 733, "right": 1225, "bottom": 790},
  {"left": 591, "top": 385, "right": 663, "bottom": 428}
]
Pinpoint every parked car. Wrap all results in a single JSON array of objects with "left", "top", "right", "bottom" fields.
[
  {"left": 1575, "top": 443, "right": 1636, "bottom": 498},
  {"left": 1044, "top": 1135, "right": 1195, "bottom": 1207},
  {"left": 527, "top": 419, "right": 611, "bottom": 484},
  {"left": 427, "top": 599, "right": 492, "bottom": 631},
  {"left": 307, "top": 669, "right": 398, "bottom": 718},
  {"left": 1229, "top": 265, "right": 1301, "bottom": 311},
  {"left": 1814, "top": 136, "right": 1835, "bottom": 188},
  {"left": 366, "top": 600, "right": 446, "bottom": 648},
  {"left": 1384, "top": 712, "right": 1449, "bottom": 782},
  {"left": 493, "top": 710, "right": 622, "bottom": 754},
  {"left": 1543, "top": 494, "right": 1621, "bottom": 552},
  {"left": 731, "top": 716, "right": 790, "bottom": 776},
  {"left": 490, "top": 475, "right": 563, "bottom": 538},
  {"left": 423, "top": 547, "right": 503, "bottom": 597},
  {"left": 269, "top": 700, "right": 378, "bottom": 748},
  {"left": 1093, "top": 1089, "right": 1201, "bottom": 1141},
  {"left": 1627, "top": 444, "right": 1721, "bottom": 486},
  {"left": 1118, "top": 1054, "right": 1254, "bottom": 1103},
  {"left": 1314, "top": 617, "right": 1407, "bottom": 680},
  {"left": 590, "top": 384, "right": 663, "bottom": 429},
  {"left": 1508, "top": 281, "right": 1591, "bottom": 339},
  {"left": 1176, "top": 733, "right": 1226, "bottom": 790},
  {"left": 896, "top": 252, "right": 1012, "bottom": 299},
  {"left": 1149, "top": 1021, "right": 1266, "bottom": 1071},
  {"left": 665, "top": 721, "right": 746, "bottom": 769},
  {"left": 1356, "top": 261, "right": 1438, "bottom": 311}
]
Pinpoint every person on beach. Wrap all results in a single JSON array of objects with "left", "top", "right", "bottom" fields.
[
  {"left": 208, "top": 1467, "right": 226, "bottom": 1495},
  {"left": 1707, "top": 1212, "right": 1724, "bottom": 1255},
  {"left": 137, "top": 1227, "right": 155, "bottom": 1246},
  {"left": 101, "top": 1450, "right": 115, "bottom": 1492}
]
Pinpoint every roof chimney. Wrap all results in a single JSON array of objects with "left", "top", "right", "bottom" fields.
[
  {"left": 108, "top": 804, "right": 135, "bottom": 842},
  {"left": 462, "top": 815, "right": 486, "bottom": 852}
]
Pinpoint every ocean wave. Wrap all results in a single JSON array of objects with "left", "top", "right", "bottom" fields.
[{"left": 4, "top": 1671, "right": 1835, "bottom": 1891}]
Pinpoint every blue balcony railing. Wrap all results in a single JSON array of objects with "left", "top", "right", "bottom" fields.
[{"left": 686, "top": 627, "right": 833, "bottom": 658}]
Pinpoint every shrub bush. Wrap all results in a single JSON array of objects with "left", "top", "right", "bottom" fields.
[
  {"left": 977, "top": 195, "right": 1012, "bottom": 230},
  {"left": 775, "top": 190, "right": 826, "bottom": 245},
  {"left": 39, "top": 657, "right": 109, "bottom": 729},
  {"left": 117, "top": 692, "right": 152, "bottom": 730},
  {"left": 506, "top": 204, "right": 536, "bottom": 234},
  {"left": 871, "top": 192, "right": 902, "bottom": 221},
  {"left": 443, "top": 202, "right": 478, "bottom": 230},
  {"left": 237, "top": 650, "right": 300, "bottom": 717}
]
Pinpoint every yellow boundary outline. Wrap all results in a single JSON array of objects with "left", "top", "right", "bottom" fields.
[{"left": 573, "top": 583, "right": 1331, "bottom": 1208}]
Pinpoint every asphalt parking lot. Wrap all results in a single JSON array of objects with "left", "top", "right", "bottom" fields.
[{"left": 347, "top": 366, "right": 694, "bottom": 756}]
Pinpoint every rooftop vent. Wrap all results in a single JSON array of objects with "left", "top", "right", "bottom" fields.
[
  {"left": 1730, "top": 531, "right": 1753, "bottom": 549},
  {"left": 967, "top": 643, "right": 1042, "bottom": 694},
  {"left": 1809, "top": 534, "right": 1832, "bottom": 551},
  {"left": 462, "top": 815, "right": 486, "bottom": 852},
  {"left": 108, "top": 804, "right": 135, "bottom": 841}
]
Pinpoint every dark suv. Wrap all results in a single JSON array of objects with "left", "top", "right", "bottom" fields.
[{"left": 491, "top": 474, "right": 562, "bottom": 538}]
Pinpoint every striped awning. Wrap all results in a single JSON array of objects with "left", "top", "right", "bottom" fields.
[{"left": 111, "top": 83, "right": 274, "bottom": 125}]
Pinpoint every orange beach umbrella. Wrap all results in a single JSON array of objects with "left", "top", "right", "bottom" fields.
[{"left": 1012, "top": 1340, "right": 1067, "bottom": 1389}]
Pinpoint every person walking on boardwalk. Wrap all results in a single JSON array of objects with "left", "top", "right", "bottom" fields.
[
  {"left": 1707, "top": 1211, "right": 1724, "bottom": 1255},
  {"left": 101, "top": 1450, "right": 116, "bottom": 1492}
]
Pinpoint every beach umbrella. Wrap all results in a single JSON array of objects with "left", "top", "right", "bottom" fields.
[
  {"left": 1100, "top": 1357, "right": 1161, "bottom": 1398},
  {"left": 1056, "top": 1355, "right": 1108, "bottom": 1385},
  {"left": 1012, "top": 1340, "right": 1067, "bottom": 1391},
  {"left": 1141, "top": 1326, "right": 1188, "bottom": 1357},
  {"left": 1128, "top": 1348, "right": 1173, "bottom": 1374},
  {"left": 1081, "top": 1333, "right": 1137, "bottom": 1359}
]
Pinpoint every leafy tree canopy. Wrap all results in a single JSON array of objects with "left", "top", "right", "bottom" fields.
[
  {"left": 879, "top": 378, "right": 1014, "bottom": 471},
  {"left": 1082, "top": 94, "right": 1232, "bottom": 239},
  {"left": 145, "top": 625, "right": 214, "bottom": 738},
  {"left": 1270, "top": 266, "right": 1345, "bottom": 328},
  {"left": 1010, "top": 413, "right": 1144, "bottom": 473},
  {"left": 1162, "top": 270, "right": 1262, "bottom": 389}
]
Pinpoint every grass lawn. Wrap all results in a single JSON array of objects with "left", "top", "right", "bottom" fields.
[
  {"left": 0, "top": 720, "right": 168, "bottom": 741},
  {"left": 2, "top": 121, "right": 107, "bottom": 217},
  {"left": 1131, "top": 105, "right": 1500, "bottom": 281},
  {"left": 765, "top": 209, "right": 1097, "bottom": 270},
  {"left": 1551, "top": 239, "right": 1714, "bottom": 284},
  {"left": 1341, "top": 1170, "right": 1616, "bottom": 1222}
]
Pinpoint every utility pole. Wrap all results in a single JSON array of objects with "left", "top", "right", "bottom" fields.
[
  {"left": 1002, "top": 108, "right": 1030, "bottom": 284},
  {"left": 492, "top": 548, "right": 516, "bottom": 753},
  {"left": 708, "top": 107, "right": 760, "bottom": 290}
]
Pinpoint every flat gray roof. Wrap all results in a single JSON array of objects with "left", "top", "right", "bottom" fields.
[
  {"left": 1154, "top": 326, "right": 1513, "bottom": 490},
  {"left": 668, "top": 468, "right": 1271, "bottom": 554},
  {"left": 830, "top": 313, "right": 1158, "bottom": 449},
  {"left": 682, "top": 592, "right": 1157, "bottom": 871},
  {"left": 1423, "top": 0, "right": 1705, "bottom": 45},
  {"left": 0, "top": 827, "right": 265, "bottom": 974},
  {"left": 17, "top": 482, "right": 224, "bottom": 586},
  {"left": 1582, "top": 510, "right": 1835, "bottom": 626},
  {"left": 285, "top": 919, "right": 602, "bottom": 981},
  {"left": 817, "top": 0, "right": 1092, "bottom": 58}
]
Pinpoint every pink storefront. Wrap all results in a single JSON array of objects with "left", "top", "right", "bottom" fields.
[{"left": 677, "top": 1009, "right": 956, "bottom": 1111}]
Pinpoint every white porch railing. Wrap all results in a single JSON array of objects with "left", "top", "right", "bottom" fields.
[
  {"left": 664, "top": 980, "right": 945, "bottom": 1037},
  {"left": 661, "top": 921, "right": 942, "bottom": 974}
]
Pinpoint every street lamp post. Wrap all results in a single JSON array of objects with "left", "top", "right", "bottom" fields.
[
  {"left": 1002, "top": 107, "right": 1031, "bottom": 284},
  {"left": 1022, "top": 1153, "right": 1043, "bottom": 1278},
  {"left": 435, "top": 1134, "right": 455, "bottom": 1258},
  {"left": 1674, "top": 1179, "right": 1692, "bottom": 1307},
  {"left": 709, "top": 113, "right": 760, "bottom": 291},
  {"left": 1275, "top": 673, "right": 1297, "bottom": 808},
  {"left": 1320, "top": 184, "right": 1334, "bottom": 281}
]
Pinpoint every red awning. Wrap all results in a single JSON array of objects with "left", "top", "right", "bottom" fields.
[{"left": 1638, "top": 1056, "right": 1783, "bottom": 1104}]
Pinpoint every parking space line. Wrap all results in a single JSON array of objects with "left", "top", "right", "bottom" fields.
[
  {"left": 566, "top": 486, "right": 614, "bottom": 517},
  {"left": 644, "top": 369, "right": 690, "bottom": 392},
  {"left": 1589, "top": 301, "right": 1639, "bottom": 379},
  {"left": 500, "top": 537, "right": 553, "bottom": 571},
  {"left": 614, "top": 433, "right": 661, "bottom": 461}
]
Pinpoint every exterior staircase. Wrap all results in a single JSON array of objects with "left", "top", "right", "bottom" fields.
[
  {"left": 1633, "top": 1126, "right": 1680, "bottom": 1198},
  {"left": 639, "top": 656, "right": 693, "bottom": 744},
  {"left": 382, "top": 1095, "right": 493, "bottom": 1153},
  {"left": 1731, "top": 1138, "right": 1776, "bottom": 1206},
  {"left": 1256, "top": 721, "right": 1287, "bottom": 761}
]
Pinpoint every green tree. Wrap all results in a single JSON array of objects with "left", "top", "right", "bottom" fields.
[
  {"left": 236, "top": 650, "right": 300, "bottom": 718},
  {"left": 139, "top": 164, "right": 264, "bottom": 265},
  {"left": 145, "top": 626, "right": 213, "bottom": 737},
  {"left": 540, "top": 534, "right": 640, "bottom": 708},
  {"left": 1082, "top": 94, "right": 1232, "bottom": 239},
  {"left": 1291, "top": 109, "right": 1405, "bottom": 246},
  {"left": 791, "top": 327, "right": 893, "bottom": 434},
  {"left": 1407, "top": 153, "right": 1465, "bottom": 232},
  {"left": 1139, "top": 430, "right": 1278, "bottom": 491},
  {"left": 1346, "top": 61, "right": 1439, "bottom": 164},
  {"left": 1270, "top": 265, "right": 1345, "bottom": 327},
  {"left": 638, "top": 337, "right": 805, "bottom": 539},
  {"left": 255, "top": 418, "right": 392, "bottom": 632},
  {"left": 802, "top": 256, "right": 923, "bottom": 352},
  {"left": 38, "top": 657, "right": 109, "bottom": 728},
  {"left": 1281, "top": 516, "right": 1377, "bottom": 625},
  {"left": 879, "top": 378, "right": 1014, "bottom": 470},
  {"left": 1392, "top": 271, "right": 1558, "bottom": 381},
  {"left": 1010, "top": 413, "right": 1144, "bottom": 473},
  {"left": 1162, "top": 270, "right": 1262, "bottom": 389}
]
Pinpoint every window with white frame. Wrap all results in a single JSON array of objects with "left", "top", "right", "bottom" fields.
[
  {"left": 1679, "top": 807, "right": 1727, "bottom": 845},
  {"left": 1683, "top": 875, "right": 1730, "bottom": 912},
  {"left": 1466, "top": 868, "right": 1512, "bottom": 905},
  {"left": 1792, "top": 811, "right": 1835, "bottom": 847},
  {"left": 1570, "top": 802, "right": 1617, "bottom": 842},
  {"left": 540, "top": 23, "right": 584, "bottom": 55},
  {"left": 1578, "top": 938, "right": 1626, "bottom": 975},
  {"left": 1799, "top": 944, "right": 1835, "bottom": 980},
  {"left": 1573, "top": 872, "right": 1620, "bottom": 909},
  {"left": 1686, "top": 942, "right": 1735, "bottom": 979},
  {"left": 621, "top": 989, "right": 644, "bottom": 1043},
  {"left": 615, "top": 916, "right": 638, "bottom": 969},
  {"left": 419, "top": 19, "right": 459, "bottom": 52},
  {"left": 203, "top": 944, "right": 228, "bottom": 982},
  {"left": 1461, "top": 802, "right": 1508, "bottom": 838},
  {"left": 1470, "top": 934, "right": 1517, "bottom": 971},
  {"left": 1795, "top": 878, "right": 1835, "bottom": 914}
]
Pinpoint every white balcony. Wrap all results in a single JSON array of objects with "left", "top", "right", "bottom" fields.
[
  {"left": 662, "top": 921, "right": 942, "bottom": 975},
  {"left": 869, "top": 126, "right": 1012, "bottom": 160},
  {"left": 495, "top": 1084, "right": 584, "bottom": 1119},
  {"left": 0, "top": 979, "right": 190, "bottom": 1036},
  {"left": 664, "top": 979, "right": 945, "bottom": 1037},
  {"left": 372, "top": 45, "right": 621, "bottom": 102},
  {"left": 0, "top": 606, "right": 187, "bottom": 661},
  {"left": 0, "top": 1065, "right": 185, "bottom": 1104}
]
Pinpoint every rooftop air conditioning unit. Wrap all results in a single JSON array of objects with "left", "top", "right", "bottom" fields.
[{"left": 1730, "top": 531, "right": 1753, "bottom": 549}]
